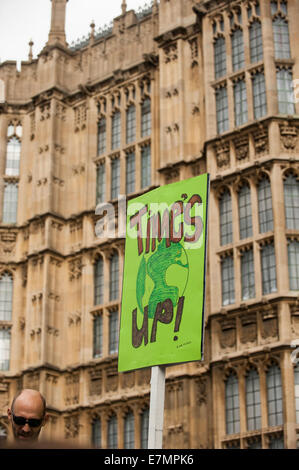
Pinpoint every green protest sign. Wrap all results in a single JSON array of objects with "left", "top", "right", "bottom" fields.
[{"left": 118, "top": 173, "right": 209, "bottom": 372}]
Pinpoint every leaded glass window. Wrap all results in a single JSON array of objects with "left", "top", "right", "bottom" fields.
[
  {"left": 109, "top": 310, "right": 119, "bottom": 355},
  {"left": 214, "top": 37, "right": 226, "bottom": 79},
  {"left": 288, "top": 240, "right": 299, "bottom": 290},
  {"left": 92, "top": 419, "right": 101, "bottom": 448},
  {"left": 109, "top": 252, "right": 119, "bottom": 301},
  {"left": 269, "top": 436, "right": 284, "bottom": 448},
  {"left": 94, "top": 258, "right": 104, "bottom": 305},
  {"left": 241, "top": 248, "right": 255, "bottom": 300},
  {"left": 216, "top": 86, "right": 229, "bottom": 134},
  {"left": 141, "top": 408, "right": 149, "bottom": 449},
  {"left": 141, "top": 98, "right": 151, "bottom": 137},
  {"left": 0, "top": 329, "right": 10, "bottom": 371},
  {"left": 267, "top": 364, "right": 283, "bottom": 426},
  {"left": 97, "top": 118, "right": 106, "bottom": 155},
  {"left": 221, "top": 255, "right": 235, "bottom": 306},
  {"left": 276, "top": 68, "right": 295, "bottom": 115},
  {"left": 261, "top": 242, "right": 277, "bottom": 295},
  {"left": 110, "top": 158, "right": 120, "bottom": 200},
  {"left": 225, "top": 373, "right": 240, "bottom": 435},
  {"left": 246, "top": 369, "right": 261, "bottom": 431},
  {"left": 111, "top": 111, "right": 121, "bottom": 150},
  {"left": 2, "top": 183, "right": 18, "bottom": 223},
  {"left": 284, "top": 174, "right": 299, "bottom": 229},
  {"left": 273, "top": 16, "right": 291, "bottom": 59},
  {"left": 93, "top": 315, "right": 103, "bottom": 358},
  {"left": 220, "top": 189, "right": 233, "bottom": 245},
  {"left": 238, "top": 183, "right": 253, "bottom": 239},
  {"left": 0, "top": 273, "right": 13, "bottom": 321},
  {"left": 252, "top": 72, "right": 267, "bottom": 119},
  {"left": 258, "top": 176, "right": 273, "bottom": 233},
  {"left": 96, "top": 162, "right": 106, "bottom": 204},
  {"left": 232, "top": 29, "right": 245, "bottom": 71},
  {"left": 124, "top": 412, "right": 135, "bottom": 449},
  {"left": 126, "top": 105, "right": 136, "bottom": 144},
  {"left": 107, "top": 414, "right": 118, "bottom": 449},
  {"left": 249, "top": 20, "right": 263, "bottom": 63},
  {"left": 234, "top": 79, "right": 248, "bottom": 126},
  {"left": 141, "top": 145, "right": 151, "bottom": 189},
  {"left": 126, "top": 151, "right": 135, "bottom": 194},
  {"left": 5, "top": 137, "right": 21, "bottom": 176}
]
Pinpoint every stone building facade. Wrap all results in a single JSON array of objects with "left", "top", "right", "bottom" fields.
[{"left": 0, "top": 0, "right": 298, "bottom": 449}]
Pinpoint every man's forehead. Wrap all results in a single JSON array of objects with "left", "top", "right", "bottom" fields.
[{"left": 14, "top": 391, "right": 44, "bottom": 410}]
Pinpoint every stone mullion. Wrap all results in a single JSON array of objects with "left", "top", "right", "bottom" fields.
[
  {"left": 213, "top": 366, "right": 225, "bottom": 448},
  {"left": 250, "top": 177, "right": 259, "bottom": 238},
  {"left": 120, "top": 150, "right": 126, "bottom": 196},
  {"left": 135, "top": 143, "right": 141, "bottom": 193},
  {"left": 210, "top": 190, "right": 221, "bottom": 312},
  {"left": 135, "top": 81, "right": 141, "bottom": 142},
  {"left": 41, "top": 253, "right": 50, "bottom": 365},
  {"left": 103, "top": 252, "right": 111, "bottom": 357},
  {"left": 87, "top": 96, "right": 98, "bottom": 210},
  {"left": 238, "top": 368, "right": 247, "bottom": 442},
  {"left": 150, "top": 73, "right": 158, "bottom": 186},
  {"left": 102, "top": 411, "right": 108, "bottom": 449},
  {"left": 242, "top": 3, "right": 250, "bottom": 67},
  {"left": 117, "top": 407, "right": 123, "bottom": 449},
  {"left": 10, "top": 266, "right": 24, "bottom": 373},
  {"left": 259, "top": 364, "right": 268, "bottom": 433},
  {"left": 134, "top": 406, "right": 142, "bottom": 449},
  {"left": 271, "top": 164, "right": 289, "bottom": 293},
  {"left": 120, "top": 89, "right": 126, "bottom": 152},
  {"left": 254, "top": 242, "right": 263, "bottom": 300},
  {"left": 260, "top": 0, "right": 278, "bottom": 116}
]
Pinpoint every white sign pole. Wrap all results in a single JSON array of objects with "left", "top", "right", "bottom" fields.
[{"left": 147, "top": 365, "right": 166, "bottom": 449}]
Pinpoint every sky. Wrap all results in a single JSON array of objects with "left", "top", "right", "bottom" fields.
[{"left": 0, "top": 0, "right": 153, "bottom": 66}]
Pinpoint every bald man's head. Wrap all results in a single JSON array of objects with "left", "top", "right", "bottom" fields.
[
  {"left": 11, "top": 389, "right": 46, "bottom": 416},
  {"left": 8, "top": 389, "right": 48, "bottom": 442}
]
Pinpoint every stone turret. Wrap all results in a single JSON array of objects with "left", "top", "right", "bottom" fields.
[{"left": 47, "top": 0, "right": 68, "bottom": 47}]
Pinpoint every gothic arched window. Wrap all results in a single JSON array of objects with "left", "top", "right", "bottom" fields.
[
  {"left": 225, "top": 372, "right": 240, "bottom": 434},
  {"left": 246, "top": 369, "right": 261, "bottom": 431},
  {"left": 124, "top": 411, "right": 135, "bottom": 449}
]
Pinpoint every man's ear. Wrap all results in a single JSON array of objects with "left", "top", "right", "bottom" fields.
[
  {"left": 42, "top": 413, "right": 49, "bottom": 427},
  {"left": 7, "top": 408, "right": 12, "bottom": 421}
]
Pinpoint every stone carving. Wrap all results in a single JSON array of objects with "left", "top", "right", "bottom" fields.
[
  {"left": 261, "top": 308, "right": 278, "bottom": 340},
  {"left": 137, "top": 367, "right": 151, "bottom": 386},
  {"left": 89, "top": 368, "right": 102, "bottom": 397},
  {"left": 24, "top": 372, "right": 40, "bottom": 391},
  {"left": 39, "top": 103, "right": 51, "bottom": 121},
  {"left": 240, "top": 313, "right": 257, "bottom": 344},
  {"left": 122, "top": 371, "right": 135, "bottom": 389},
  {"left": 55, "top": 102, "right": 67, "bottom": 121},
  {"left": 74, "top": 103, "right": 87, "bottom": 132},
  {"left": 164, "top": 43, "right": 178, "bottom": 63},
  {"left": 64, "top": 414, "right": 80, "bottom": 439},
  {"left": 214, "top": 140, "right": 230, "bottom": 168},
  {"left": 69, "top": 257, "right": 83, "bottom": 281},
  {"left": 195, "top": 376, "right": 207, "bottom": 405},
  {"left": 0, "top": 230, "right": 17, "bottom": 255},
  {"left": 219, "top": 319, "right": 236, "bottom": 349},
  {"left": 234, "top": 135, "right": 249, "bottom": 161},
  {"left": 253, "top": 124, "right": 268, "bottom": 156},
  {"left": 280, "top": 121, "right": 298, "bottom": 151},
  {"left": 106, "top": 366, "right": 118, "bottom": 393},
  {"left": 65, "top": 373, "right": 80, "bottom": 406}
]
